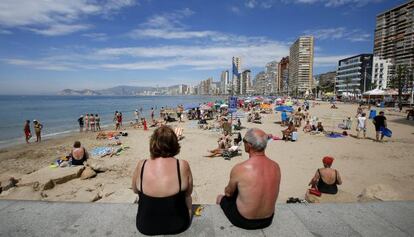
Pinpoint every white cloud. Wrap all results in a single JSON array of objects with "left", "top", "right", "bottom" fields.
[
  {"left": 82, "top": 32, "right": 109, "bottom": 41},
  {"left": 314, "top": 55, "right": 351, "bottom": 67},
  {"left": 252, "top": 0, "right": 383, "bottom": 8},
  {"left": 0, "top": 0, "right": 136, "bottom": 35},
  {"left": 304, "top": 27, "right": 371, "bottom": 42},
  {"left": 0, "top": 29, "right": 12, "bottom": 34},
  {"left": 30, "top": 24, "right": 91, "bottom": 36},
  {"left": 245, "top": 0, "right": 258, "bottom": 8}
]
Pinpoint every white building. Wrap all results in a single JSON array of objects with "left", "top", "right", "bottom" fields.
[
  {"left": 371, "top": 56, "right": 393, "bottom": 89},
  {"left": 289, "top": 36, "right": 314, "bottom": 96},
  {"left": 220, "top": 70, "right": 230, "bottom": 95},
  {"left": 265, "top": 61, "right": 279, "bottom": 94},
  {"left": 240, "top": 70, "right": 251, "bottom": 95},
  {"left": 232, "top": 56, "right": 241, "bottom": 95}
]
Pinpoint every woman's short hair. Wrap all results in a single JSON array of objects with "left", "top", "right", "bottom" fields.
[
  {"left": 150, "top": 126, "right": 180, "bottom": 158},
  {"left": 73, "top": 141, "right": 81, "bottom": 148}
]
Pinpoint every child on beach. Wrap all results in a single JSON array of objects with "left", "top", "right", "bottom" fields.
[
  {"left": 142, "top": 118, "right": 148, "bottom": 131},
  {"left": 357, "top": 113, "right": 367, "bottom": 139}
]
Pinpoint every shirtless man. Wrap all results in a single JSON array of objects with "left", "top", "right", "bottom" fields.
[{"left": 216, "top": 128, "right": 281, "bottom": 229}]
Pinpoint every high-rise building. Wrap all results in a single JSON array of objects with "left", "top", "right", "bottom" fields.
[
  {"left": 232, "top": 56, "right": 241, "bottom": 95},
  {"left": 278, "top": 57, "right": 289, "bottom": 95},
  {"left": 240, "top": 70, "right": 251, "bottom": 95},
  {"left": 253, "top": 71, "right": 267, "bottom": 95},
  {"left": 265, "top": 61, "right": 279, "bottom": 94},
  {"left": 220, "top": 70, "right": 230, "bottom": 95},
  {"left": 374, "top": 1, "right": 414, "bottom": 75},
  {"left": 336, "top": 54, "right": 373, "bottom": 95},
  {"left": 289, "top": 36, "right": 314, "bottom": 96},
  {"left": 372, "top": 56, "right": 393, "bottom": 89}
]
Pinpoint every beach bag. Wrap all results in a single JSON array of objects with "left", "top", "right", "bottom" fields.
[
  {"left": 380, "top": 127, "right": 392, "bottom": 137},
  {"left": 308, "top": 185, "right": 321, "bottom": 197},
  {"left": 291, "top": 132, "right": 298, "bottom": 141}
]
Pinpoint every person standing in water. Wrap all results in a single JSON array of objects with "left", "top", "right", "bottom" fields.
[
  {"left": 33, "top": 120, "right": 43, "bottom": 142},
  {"left": 95, "top": 114, "right": 101, "bottom": 131},
  {"left": 24, "top": 120, "right": 31, "bottom": 144},
  {"left": 78, "top": 115, "right": 84, "bottom": 132}
]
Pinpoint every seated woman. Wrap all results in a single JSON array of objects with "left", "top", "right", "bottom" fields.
[
  {"left": 205, "top": 139, "right": 240, "bottom": 158},
  {"left": 234, "top": 119, "right": 243, "bottom": 130},
  {"left": 132, "top": 126, "right": 193, "bottom": 235},
  {"left": 312, "top": 122, "right": 324, "bottom": 132},
  {"left": 308, "top": 156, "right": 342, "bottom": 194},
  {"left": 70, "top": 141, "right": 89, "bottom": 166},
  {"left": 282, "top": 122, "right": 297, "bottom": 140},
  {"left": 303, "top": 120, "right": 312, "bottom": 133},
  {"left": 218, "top": 130, "right": 232, "bottom": 149}
]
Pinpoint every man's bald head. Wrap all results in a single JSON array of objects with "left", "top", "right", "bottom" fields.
[{"left": 244, "top": 128, "right": 268, "bottom": 152}]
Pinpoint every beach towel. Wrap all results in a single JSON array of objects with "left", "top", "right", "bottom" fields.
[
  {"left": 91, "top": 147, "right": 113, "bottom": 157},
  {"left": 326, "top": 133, "right": 344, "bottom": 138}
]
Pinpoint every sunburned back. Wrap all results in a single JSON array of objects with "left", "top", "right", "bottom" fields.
[
  {"left": 236, "top": 157, "right": 280, "bottom": 219},
  {"left": 139, "top": 159, "right": 188, "bottom": 197},
  {"left": 319, "top": 168, "right": 336, "bottom": 184}
]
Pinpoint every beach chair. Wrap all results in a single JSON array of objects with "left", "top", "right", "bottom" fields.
[{"left": 174, "top": 127, "right": 184, "bottom": 140}]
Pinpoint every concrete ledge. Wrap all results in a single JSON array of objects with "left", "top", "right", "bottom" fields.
[{"left": 0, "top": 200, "right": 413, "bottom": 236}]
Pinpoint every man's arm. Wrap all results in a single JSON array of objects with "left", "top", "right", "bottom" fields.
[{"left": 224, "top": 165, "right": 239, "bottom": 197}]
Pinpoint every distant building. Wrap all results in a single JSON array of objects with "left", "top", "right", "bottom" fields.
[
  {"left": 265, "top": 61, "right": 279, "bottom": 94},
  {"left": 314, "top": 71, "right": 336, "bottom": 95},
  {"left": 372, "top": 56, "right": 393, "bottom": 89},
  {"left": 336, "top": 54, "right": 373, "bottom": 95},
  {"left": 240, "top": 70, "right": 251, "bottom": 95},
  {"left": 198, "top": 78, "right": 213, "bottom": 95},
  {"left": 253, "top": 71, "right": 267, "bottom": 95},
  {"left": 220, "top": 70, "right": 230, "bottom": 95},
  {"left": 289, "top": 36, "right": 314, "bottom": 96},
  {"left": 178, "top": 84, "right": 188, "bottom": 95},
  {"left": 374, "top": 1, "right": 414, "bottom": 76},
  {"left": 278, "top": 56, "right": 289, "bottom": 95},
  {"left": 232, "top": 56, "right": 241, "bottom": 95}
]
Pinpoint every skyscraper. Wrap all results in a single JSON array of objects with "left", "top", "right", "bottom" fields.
[
  {"left": 253, "top": 71, "right": 267, "bottom": 95},
  {"left": 232, "top": 56, "right": 241, "bottom": 95},
  {"left": 220, "top": 70, "right": 230, "bottom": 95},
  {"left": 240, "top": 70, "right": 251, "bottom": 95},
  {"left": 265, "top": 61, "right": 279, "bottom": 94},
  {"left": 278, "top": 57, "right": 289, "bottom": 95},
  {"left": 288, "top": 36, "right": 314, "bottom": 96},
  {"left": 374, "top": 1, "right": 414, "bottom": 73},
  {"left": 372, "top": 56, "right": 393, "bottom": 89}
]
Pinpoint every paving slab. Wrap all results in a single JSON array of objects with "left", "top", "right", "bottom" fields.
[{"left": 363, "top": 201, "right": 414, "bottom": 235}]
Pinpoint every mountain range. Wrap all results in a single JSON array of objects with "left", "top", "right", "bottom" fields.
[{"left": 58, "top": 85, "right": 179, "bottom": 96}]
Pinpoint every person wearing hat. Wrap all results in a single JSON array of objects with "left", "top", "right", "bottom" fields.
[
  {"left": 308, "top": 156, "right": 342, "bottom": 194},
  {"left": 33, "top": 120, "right": 43, "bottom": 142},
  {"left": 78, "top": 115, "right": 84, "bottom": 132}
]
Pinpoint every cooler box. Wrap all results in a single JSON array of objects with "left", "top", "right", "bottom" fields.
[{"left": 291, "top": 132, "right": 298, "bottom": 141}]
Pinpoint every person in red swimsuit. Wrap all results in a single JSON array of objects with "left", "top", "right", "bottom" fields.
[{"left": 23, "top": 120, "right": 31, "bottom": 144}]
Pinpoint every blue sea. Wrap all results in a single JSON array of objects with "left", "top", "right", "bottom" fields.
[{"left": 0, "top": 95, "right": 221, "bottom": 147}]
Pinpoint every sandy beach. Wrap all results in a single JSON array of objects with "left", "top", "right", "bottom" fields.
[{"left": 1, "top": 101, "right": 413, "bottom": 204}]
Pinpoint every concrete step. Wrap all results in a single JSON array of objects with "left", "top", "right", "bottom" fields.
[{"left": 0, "top": 200, "right": 413, "bottom": 236}]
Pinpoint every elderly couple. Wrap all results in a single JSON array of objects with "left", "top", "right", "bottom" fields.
[{"left": 132, "top": 126, "right": 281, "bottom": 235}]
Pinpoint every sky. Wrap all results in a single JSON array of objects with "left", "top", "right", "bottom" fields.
[{"left": 0, "top": 0, "right": 408, "bottom": 94}]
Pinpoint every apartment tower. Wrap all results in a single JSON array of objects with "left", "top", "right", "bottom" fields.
[{"left": 288, "top": 36, "right": 314, "bottom": 96}]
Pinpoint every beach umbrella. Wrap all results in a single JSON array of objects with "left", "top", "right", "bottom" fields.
[
  {"left": 284, "top": 101, "right": 293, "bottom": 106},
  {"left": 200, "top": 104, "right": 211, "bottom": 110},
  {"left": 275, "top": 106, "right": 293, "bottom": 112},
  {"left": 220, "top": 104, "right": 228, "bottom": 108},
  {"left": 184, "top": 103, "right": 199, "bottom": 110}
]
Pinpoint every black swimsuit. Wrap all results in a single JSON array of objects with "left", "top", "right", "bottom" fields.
[
  {"left": 136, "top": 159, "right": 190, "bottom": 236},
  {"left": 317, "top": 169, "right": 338, "bottom": 194},
  {"left": 220, "top": 189, "right": 274, "bottom": 230}
]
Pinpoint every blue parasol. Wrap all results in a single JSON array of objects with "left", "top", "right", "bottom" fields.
[{"left": 275, "top": 106, "right": 294, "bottom": 112}]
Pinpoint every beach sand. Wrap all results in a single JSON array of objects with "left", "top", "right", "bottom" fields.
[{"left": 1, "top": 102, "right": 413, "bottom": 204}]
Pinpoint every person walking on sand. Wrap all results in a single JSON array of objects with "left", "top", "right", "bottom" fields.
[
  {"left": 24, "top": 120, "right": 31, "bottom": 144},
  {"left": 85, "top": 114, "right": 89, "bottom": 132},
  {"left": 89, "top": 113, "right": 95, "bottom": 132},
  {"left": 95, "top": 114, "right": 101, "bottom": 131},
  {"left": 373, "top": 111, "right": 387, "bottom": 142},
  {"left": 78, "top": 115, "right": 84, "bottom": 132},
  {"left": 357, "top": 113, "right": 367, "bottom": 139},
  {"left": 216, "top": 128, "right": 281, "bottom": 230},
  {"left": 134, "top": 109, "right": 140, "bottom": 124},
  {"left": 33, "top": 120, "right": 43, "bottom": 142},
  {"left": 150, "top": 108, "right": 155, "bottom": 121}
]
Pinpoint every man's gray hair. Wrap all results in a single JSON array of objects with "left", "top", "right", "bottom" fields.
[{"left": 244, "top": 128, "right": 267, "bottom": 151}]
